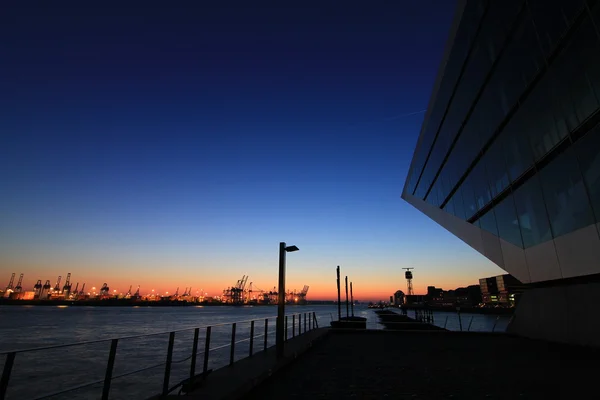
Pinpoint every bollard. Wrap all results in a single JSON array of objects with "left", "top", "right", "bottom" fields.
[
  {"left": 249, "top": 321, "right": 255, "bottom": 357},
  {"left": 189, "top": 328, "right": 200, "bottom": 385},
  {"left": 162, "top": 332, "right": 175, "bottom": 397},
  {"left": 230, "top": 323, "right": 236, "bottom": 366},
  {"left": 203, "top": 326, "right": 211, "bottom": 375}
]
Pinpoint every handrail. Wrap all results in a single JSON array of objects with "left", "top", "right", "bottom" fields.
[{"left": 0, "top": 311, "right": 323, "bottom": 400}]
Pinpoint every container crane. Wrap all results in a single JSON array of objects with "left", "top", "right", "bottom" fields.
[
  {"left": 62, "top": 273, "right": 72, "bottom": 296},
  {"left": 53, "top": 276, "right": 62, "bottom": 292},
  {"left": 42, "top": 280, "right": 52, "bottom": 299},
  {"left": 247, "top": 282, "right": 253, "bottom": 302},
  {"left": 72, "top": 283, "right": 79, "bottom": 299},
  {"left": 231, "top": 275, "right": 248, "bottom": 304},
  {"left": 5, "top": 273, "right": 15, "bottom": 292},
  {"left": 100, "top": 283, "right": 109, "bottom": 297},
  {"left": 14, "top": 274, "right": 24, "bottom": 293},
  {"left": 34, "top": 280, "right": 43, "bottom": 298},
  {"left": 79, "top": 283, "right": 86, "bottom": 297},
  {"left": 297, "top": 285, "right": 309, "bottom": 304},
  {"left": 126, "top": 285, "right": 133, "bottom": 298},
  {"left": 133, "top": 285, "right": 140, "bottom": 299}
]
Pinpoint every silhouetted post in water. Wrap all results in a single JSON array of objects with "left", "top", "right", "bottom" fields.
[
  {"left": 336, "top": 266, "right": 341, "bottom": 321},
  {"left": 345, "top": 276, "right": 349, "bottom": 318},
  {"left": 350, "top": 282, "right": 354, "bottom": 317},
  {"left": 277, "top": 242, "right": 299, "bottom": 359}
]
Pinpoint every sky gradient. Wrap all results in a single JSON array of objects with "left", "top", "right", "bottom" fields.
[{"left": 0, "top": 1, "right": 505, "bottom": 301}]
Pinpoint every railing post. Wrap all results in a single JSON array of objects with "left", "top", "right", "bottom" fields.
[
  {"left": 263, "top": 319, "right": 268, "bottom": 351},
  {"left": 309, "top": 313, "right": 312, "bottom": 330},
  {"left": 0, "top": 352, "right": 16, "bottom": 400},
  {"left": 162, "top": 332, "right": 175, "bottom": 397},
  {"left": 467, "top": 316, "right": 474, "bottom": 332},
  {"left": 203, "top": 326, "right": 211, "bottom": 375},
  {"left": 101, "top": 339, "right": 118, "bottom": 400},
  {"left": 304, "top": 313, "right": 307, "bottom": 332},
  {"left": 292, "top": 315, "right": 296, "bottom": 338},
  {"left": 189, "top": 328, "right": 200, "bottom": 384},
  {"left": 298, "top": 313, "right": 301, "bottom": 335},
  {"left": 249, "top": 321, "right": 255, "bottom": 357},
  {"left": 314, "top": 312, "right": 318, "bottom": 328},
  {"left": 285, "top": 316, "right": 288, "bottom": 341},
  {"left": 229, "top": 323, "right": 236, "bottom": 366}
]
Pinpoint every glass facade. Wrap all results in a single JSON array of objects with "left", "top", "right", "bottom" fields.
[{"left": 405, "top": 0, "right": 600, "bottom": 249}]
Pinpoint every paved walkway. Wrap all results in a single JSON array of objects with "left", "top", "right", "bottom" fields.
[{"left": 246, "top": 330, "right": 600, "bottom": 399}]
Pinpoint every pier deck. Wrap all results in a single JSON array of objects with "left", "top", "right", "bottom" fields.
[{"left": 246, "top": 329, "right": 600, "bottom": 399}]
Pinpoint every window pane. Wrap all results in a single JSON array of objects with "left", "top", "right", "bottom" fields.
[
  {"left": 443, "top": 197, "right": 456, "bottom": 216},
  {"left": 528, "top": 0, "right": 570, "bottom": 57},
  {"left": 479, "top": 208, "right": 499, "bottom": 236},
  {"left": 574, "top": 125, "right": 600, "bottom": 223},
  {"left": 494, "top": 192, "right": 524, "bottom": 248},
  {"left": 484, "top": 136, "right": 510, "bottom": 198},
  {"left": 462, "top": 174, "right": 478, "bottom": 219},
  {"left": 539, "top": 147, "right": 595, "bottom": 238},
  {"left": 503, "top": 110, "right": 535, "bottom": 181},
  {"left": 452, "top": 187, "right": 467, "bottom": 221},
  {"left": 513, "top": 174, "right": 552, "bottom": 248}
]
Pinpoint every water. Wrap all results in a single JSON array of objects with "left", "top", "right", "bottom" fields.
[{"left": 0, "top": 305, "right": 509, "bottom": 399}]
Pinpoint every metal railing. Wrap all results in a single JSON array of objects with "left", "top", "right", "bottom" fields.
[
  {"left": 360, "top": 310, "right": 513, "bottom": 333},
  {"left": 0, "top": 311, "right": 322, "bottom": 400}
]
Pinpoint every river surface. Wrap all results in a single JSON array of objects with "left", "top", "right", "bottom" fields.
[{"left": 0, "top": 305, "right": 510, "bottom": 399}]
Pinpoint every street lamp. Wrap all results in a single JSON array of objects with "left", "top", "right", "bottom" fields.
[{"left": 276, "top": 242, "right": 299, "bottom": 359}]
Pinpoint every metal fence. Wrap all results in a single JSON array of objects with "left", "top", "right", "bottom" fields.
[{"left": 0, "top": 311, "right": 323, "bottom": 400}]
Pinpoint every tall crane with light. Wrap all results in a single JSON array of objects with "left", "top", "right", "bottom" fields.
[{"left": 402, "top": 267, "right": 414, "bottom": 297}]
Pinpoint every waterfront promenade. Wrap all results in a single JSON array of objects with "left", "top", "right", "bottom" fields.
[
  {"left": 180, "top": 328, "right": 600, "bottom": 399},
  {"left": 248, "top": 329, "right": 600, "bottom": 399}
]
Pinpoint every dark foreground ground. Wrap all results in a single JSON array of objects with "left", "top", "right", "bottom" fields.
[{"left": 245, "top": 330, "right": 600, "bottom": 399}]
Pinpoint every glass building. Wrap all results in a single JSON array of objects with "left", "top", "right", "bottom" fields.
[{"left": 402, "top": 0, "right": 600, "bottom": 346}]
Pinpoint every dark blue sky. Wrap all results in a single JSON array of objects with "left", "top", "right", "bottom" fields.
[{"left": 0, "top": 1, "right": 502, "bottom": 298}]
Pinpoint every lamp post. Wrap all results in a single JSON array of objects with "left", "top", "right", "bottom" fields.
[{"left": 276, "top": 242, "right": 299, "bottom": 359}]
